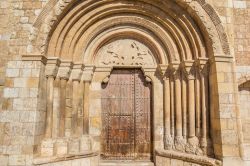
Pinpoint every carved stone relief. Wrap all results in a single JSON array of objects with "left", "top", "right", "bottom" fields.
[{"left": 96, "top": 39, "right": 156, "bottom": 66}]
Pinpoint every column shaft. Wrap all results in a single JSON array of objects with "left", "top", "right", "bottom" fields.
[
  {"left": 83, "top": 81, "right": 90, "bottom": 134},
  {"left": 170, "top": 78, "right": 175, "bottom": 137},
  {"left": 45, "top": 76, "right": 54, "bottom": 138},
  {"left": 77, "top": 81, "right": 84, "bottom": 135},
  {"left": 188, "top": 78, "right": 195, "bottom": 138},
  {"left": 175, "top": 74, "right": 182, "bottom": 137},
  {"left": 182, "top": 75, "right": 187, "bottom": 138},
  {"left": 52, "top": 78, "right": 60, "bottom": 138},
  {"left": 65, "top": 81, "right": 73, "bottom": 137},
  {"left": 72, "top": 80, "right": 80, "bottom": 135},
  {"left": 59, "top": 79, "right": 67, "bottom": 137},
  {"left": 164, "top": 78, "right": 171, "bottom": 137},
  {"left": 195, "top": 73, "right": 201, "bottom": 137}
]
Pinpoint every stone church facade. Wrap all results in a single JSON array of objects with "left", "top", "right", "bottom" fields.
[{"left": 0, "top": 0, "right": 250, "bottom": 166}]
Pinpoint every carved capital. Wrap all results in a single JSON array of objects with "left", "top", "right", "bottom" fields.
[
  {"left": 170, "top": 62, "right": 181, "bottom": 80},
  {"left": 45, "top": 58, "right": 61, "bottom": 77},
  {"left": 71, "top": 63, "right": 84, "bottom": 81},
  {"left": 159, "top": 64, "right": 171, "bottom": 79},
  {"left": 197, "top": 58, "right": 209, "bottom": 76},
  {"left": 81, "top": 65, "right": 95, "bottom": 82},
  {"left": 57, "top": 61, "right": 73, "bottom": 80},
  {"left": 183, "top": 61, "right": 196, "bottom": 80}
]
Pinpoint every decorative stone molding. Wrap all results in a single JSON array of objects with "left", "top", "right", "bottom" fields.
[
  {"left": 31, "top": 0, "right": 230, "bottom": 58},
  {"left": 210, "top": 55, "right": 233, "bottom": 63},
  {"left": 183, "top": 61, "right": 196, "bottom": 80},
  {"left": 57, "top": 61, "right": 73, "bottom": 80},
  {"left": 197, "top": 58, "right": 209, "bottom": 76},
  {"left": 156, "top": 149, "right": 222, "bottom": 166},
  {"left": 71, "top": 63, "right": 84, "bottom": 82},
  {"left": 22, "top": 54, "right": 47, "bottom": 64},
  {"left": 45, "top": 58, "right": 61, "bottom": 77},
  {"left": 81, "top": 65, "right": 95, "bottom": 82},
  {"left": 33, "top": 151, "right": 99, "bottom": 165}
]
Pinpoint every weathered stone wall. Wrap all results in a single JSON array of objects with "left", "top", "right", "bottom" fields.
[
  {"left": 239, "top": 81, "right": 250, "bottom": 159},
  {"left": 0, "top": 60, "right": 46, "bottom": 165},
  {"left": 208, "top": 0, "right": 250, "bottom": 66}
]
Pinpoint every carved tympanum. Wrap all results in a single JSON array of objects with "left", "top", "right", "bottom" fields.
[{"left": 96, "top": 39, "right": 155, "bottom": 66}]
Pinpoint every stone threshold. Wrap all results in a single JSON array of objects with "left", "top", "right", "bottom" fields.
[
  {"left": 33, "top": 151, "right": 99, "bottom": 165},
  {"left": 155, "top": 149, "right": 222, "bottom": 166}
]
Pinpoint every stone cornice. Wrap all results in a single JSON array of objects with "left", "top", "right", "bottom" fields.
[
  {"left": 22, "top": 54, "right": 47, "bottom": 64},
  {"left": 210, "top": 55, "right": 233, "bottom": 63}
]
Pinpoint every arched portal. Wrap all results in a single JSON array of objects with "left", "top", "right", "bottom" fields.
[{"left": 25, "top": 0, "right": 243, "bottom": 165}]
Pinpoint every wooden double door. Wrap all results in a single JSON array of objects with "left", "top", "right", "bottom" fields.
[{"left": 101, "top": 69, "right": 152, "bottom": 160}]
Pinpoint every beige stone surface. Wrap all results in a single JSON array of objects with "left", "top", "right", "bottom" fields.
[{"left": 0, "top": 0, "right": 250, "bottom": 165}]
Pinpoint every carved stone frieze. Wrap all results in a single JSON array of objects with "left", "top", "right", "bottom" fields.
[{"left": 96, "top": 39, "right": 155, "bottom": 66}]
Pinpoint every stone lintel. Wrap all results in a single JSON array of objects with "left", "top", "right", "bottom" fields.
[{"left": 94, "top": 66, "right": 112, "bottom": 72}]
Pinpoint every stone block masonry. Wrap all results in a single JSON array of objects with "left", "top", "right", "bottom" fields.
[{"left": 0, "top": 60, "right": 45, "bottom": 166}]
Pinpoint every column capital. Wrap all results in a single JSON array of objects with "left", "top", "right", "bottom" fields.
[
  {"left": 71, "top": 62, "right": 84, "bottom": 81},
  {"left": 158, "top": 64, "right": 171, "bottom": 79},
  {"left": 45, "top": 57, "right": 61, "bottom": 78},
  {"left": 197, "top": 58, "right": 209, "bottom": 76},
  {"left": 81, "top": 65, "right": 96, "bottom": 82},
  {"left": 182, "top": 60, "right": 196, "bottom": 80},
  {"left": 57, "top": 61, "right": 73, "bottom": 80},
  {"left": 170, "top": 62, "right": 181, "bottom": 80}
]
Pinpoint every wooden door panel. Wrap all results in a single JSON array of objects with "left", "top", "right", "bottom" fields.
[{"left": 101, "top": 69, "right": 151, "bottom": 160}]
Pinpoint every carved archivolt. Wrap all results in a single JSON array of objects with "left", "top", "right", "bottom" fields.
[{"left": 30, "top": 0, "right": 230, "bottom": 59}]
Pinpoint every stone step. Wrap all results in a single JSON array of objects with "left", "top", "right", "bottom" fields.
[
  {"left": 40, "top": 136, "right": 92, "bottom": 157},
  {"left": 99, "top": 161, "right": 155, "bottom": 166}
]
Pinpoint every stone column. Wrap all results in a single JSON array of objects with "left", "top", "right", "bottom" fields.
[
  {"left": 199, "top": 59, "right": 210, "bottom": 154},
  {"left": 184, "top": 61, "right": 199, "bottom": 153},
  {"left": 195, "top": 67, "right": 201, "bottom": 137},
  {"left": 82, "top": 65, "right": 95, "bottom": 134},
  {"left": 173, "top": 68, "right": 182, "bottom": 138},
  {"left": 173, "top": 65, "right": 186, "bottom": 152},
  {"left": 59, "top": 79, "right": 67, "bottom": 137},
  {"left": 52, "top": 77, "right": 60, "bottom": 138},
  {"left": 45, "top": 58, "right": 60, "bottom": 138},
  {"left": 65, "top": 80, "right": 73, "bottom": 137},
  {"left": 71, "top": 63, "right": 84, "bottom": 135},
  {"left": 170, "top": 74, "right": 175, "bottom": 138},
  {"left": 57, "top": 61, "right": 73, "bottom": 137},
  {"left": 160, "top": 65, "right": 172, "bottom": 149},
  {"left": 181, "top": 72, "right": 187, "bottom": 139},
  {"left": 77, "top": 81, "right": 85, "bottom": 135}
]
